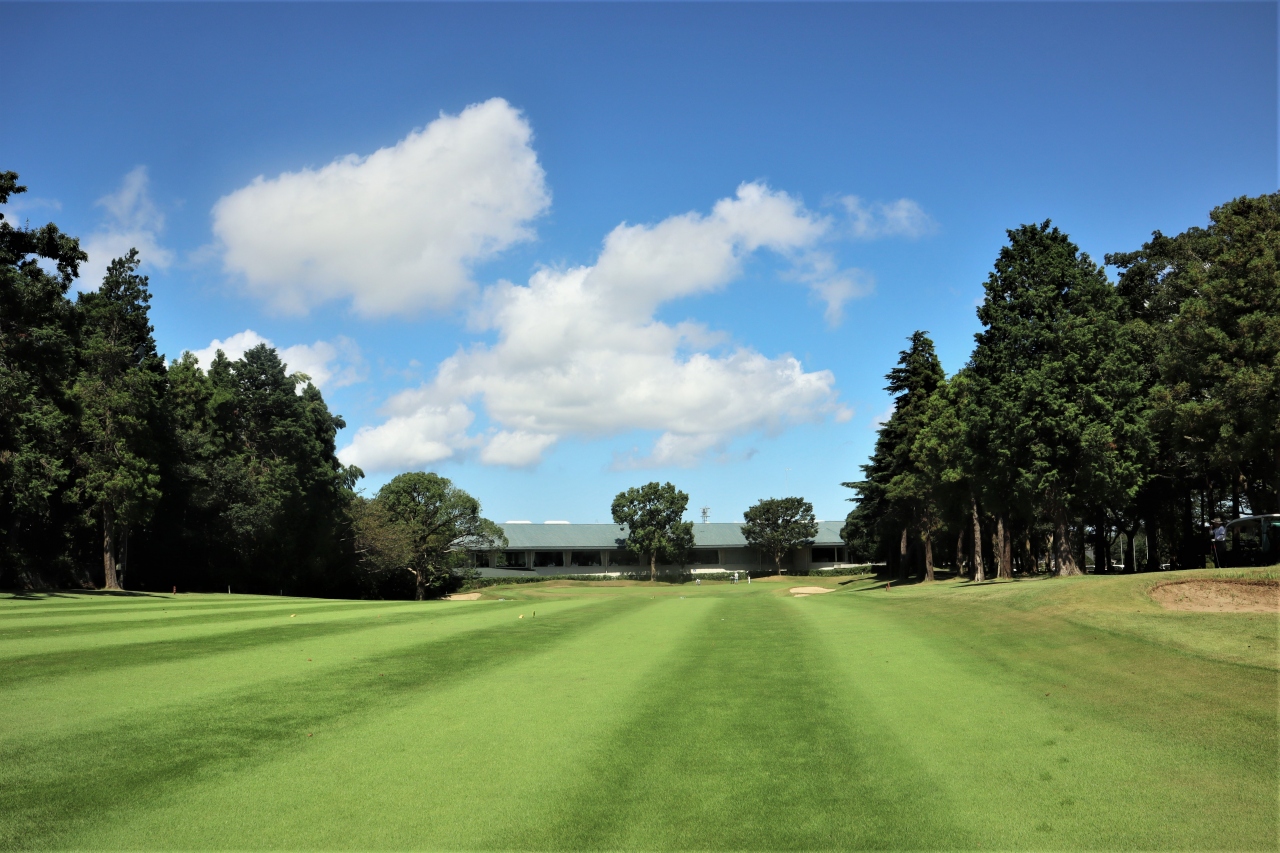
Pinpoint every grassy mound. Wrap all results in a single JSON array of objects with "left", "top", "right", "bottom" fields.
[{"left": 1, "top": 570, "right": 1274, "bottom": 850}]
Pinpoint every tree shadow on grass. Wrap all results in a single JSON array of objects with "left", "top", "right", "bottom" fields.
[{"left": 1, "top": 589, "right": 170, "bottom": 601}]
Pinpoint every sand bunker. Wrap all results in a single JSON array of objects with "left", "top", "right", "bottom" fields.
[
  {"left": 790, "top": 586, "right": 834, "bottom": 597},
  {"left": 443, "top": 592, "right": 483, "bottom": 601},
  {"left": 1149, "top": 580, "right": 1279, "bottom": 613}
]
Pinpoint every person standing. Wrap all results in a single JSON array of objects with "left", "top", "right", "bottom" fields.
[{"left": 1211, "top": 519, "right": 1227, "bottom": 567}]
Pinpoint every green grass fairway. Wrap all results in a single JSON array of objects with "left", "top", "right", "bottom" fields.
[{"left": 2, "top": 571, "right": 1276, "bottom": 850}]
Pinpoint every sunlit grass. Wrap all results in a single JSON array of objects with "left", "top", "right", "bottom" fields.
[{"left": 1, "top": 570, "right": 1274, "bottom": 850}]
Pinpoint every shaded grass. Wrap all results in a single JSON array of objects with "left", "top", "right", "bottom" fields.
[{"left": 0, "top": 572, "right": 1275, "bottom": 850}]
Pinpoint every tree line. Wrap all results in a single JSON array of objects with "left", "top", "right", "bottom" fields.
[
  {"left": 7, "top": 168, "right": 1272, "bottom": 595},
  {"left": 2, "top": 171, "right": 524, "bottom": 599},
  {"left": 842, "top": 192, "right": 1278, "bottom": 579},
  {"left": 1, "top": 171, "right": 371, "bottom": 595}
]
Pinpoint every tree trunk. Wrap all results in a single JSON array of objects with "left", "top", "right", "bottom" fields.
[
  {"left": 102, "top": 506, "right": 121, "bottom": 590},
  {"left": 1124, "top": 527, "right": 1137, "bottom": 573},
  {"left": 1094, "top": 508, "right": 1110, "bottom": 573},
  {"left": 414, "top": 569, "right": 426, "bottom": 601},
  {"left": 970, "top": 494, "right": 985, "bottom": 583},
  {"left": 899, "top": 527, "right": 909, "bottom": 580},
  {"left": 1144, "top": 517, "right": 1161, "bottom": 572},
  {"left": 956, "top": 527, "right": 966, "bottom": 578},
  {"left": 1176, "top": 485, "right": 1192, "bottom": 569},
  {"left": 1054, "top": 507, "right": 1082, "bottom": 576},
  {"left": 923, "top": 530, "right": 934, "bottom": 581},
  {"left": 119, "top": 526, "right": 129, "bottom": 590},
  {"left": 996, "top": 515, "right": 1012, "bottom": 579},
  {"left": 650, "top": 552, "right": 657, "bottom": 582}
]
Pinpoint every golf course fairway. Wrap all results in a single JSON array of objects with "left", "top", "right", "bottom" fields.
[{"left": 2, "top": 570, "right": 1276, "bottom": 850}]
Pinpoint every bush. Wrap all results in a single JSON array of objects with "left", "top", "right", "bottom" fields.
[
  {"left": 811, "top": 565, "right": 874, "bottom": 578},
  {"left": 458, "top": 574, "right": 624, "bottom": 591}
]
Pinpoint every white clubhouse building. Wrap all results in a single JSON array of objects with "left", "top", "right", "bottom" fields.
[{"left": 471, "top": 521, "right": 854, "bottom": 577}]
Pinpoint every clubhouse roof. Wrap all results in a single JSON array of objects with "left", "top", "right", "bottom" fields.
[{"left": 472, "top": 521, "right": 854, "bottom": 576}]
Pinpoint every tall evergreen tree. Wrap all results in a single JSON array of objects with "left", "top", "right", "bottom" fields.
[
  {"left": 911, "top": 370, "right": 980, "bottom": 580},
  {"left": 0, "top": 172, "right": 86, "bottom": 584},
  {"left": 73, "top": 250, "right": 166, "bottom": 589},
  {"left": 844, "top": 332, "right": 944, "bottom": 579},
  {"left": 1110, "top": 192, "right": 1279, "bottom": 518},
  {"left": 144, "top": 345, "right": 359, "bottom": 594},
  {"left": 969, "top": 222, "right": 1150, "bottom": 576}
]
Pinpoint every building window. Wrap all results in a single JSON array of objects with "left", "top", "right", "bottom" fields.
[
  {"left": 688, "top": 549, "right": 719, "bottom": 565},
  {"left": 608, "top": 550, "right": 639, "bottom": 566},
  {"left": 472, "top": 551, "right": 492, "bottom": 568},
  {"left": 811, "top": 547, "right": 837, "bottom": 563},
  {"left": 533, "top": 551, "right": 564, "bottom": 568},
  {"left": 570, "top": 551, "right": 602, "bottom": 567},
  {"left": 498, "top": 551, "right": 527, "bottom": 569}
]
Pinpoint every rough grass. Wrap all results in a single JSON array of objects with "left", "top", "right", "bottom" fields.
[{"left": 1, "top": 570, "right": 1275, "bottom": 850}]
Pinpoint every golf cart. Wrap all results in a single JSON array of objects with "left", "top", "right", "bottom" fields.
[{"left": 1218, "top": 515, "right": 1280, "bottom": 567}]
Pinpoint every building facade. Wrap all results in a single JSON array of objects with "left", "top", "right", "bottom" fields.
[{"left": 471, "top": 521, "right": 854, "bottom": 577}]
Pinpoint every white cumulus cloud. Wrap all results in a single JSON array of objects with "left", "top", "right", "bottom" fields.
[
  {"left": 340, "top": 183, "right": 854, "bottom": 472},
  {"left": 211, "top": 98, "right": 550, "bottom": 316},
  {"left": 186, "top": 330, "right": 365, "bottom": 391},
  {"left": 80, "top": 167, "right": 173, "bottom": 289},
  {"left": 340, "top": 404, "right": 476, "bottom": 471}
]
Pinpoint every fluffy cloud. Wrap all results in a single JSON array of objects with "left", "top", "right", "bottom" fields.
[
  {"left": 340, "top": 183, "right": 854, "bottom": 472},
  {"left": 841, "top": 195, "right": 937, "bottom": 240},
  {"left": 340, "top": 404, "right": 476, "bottom": 471},
  {"left": 212, "top": 98, "right": 549, "bottom": 316},
  {"left": 187, "top": 330, "right": 364, "bottom": 390},
  {"left": 80, "top": 167, "right": 173, "bottom": 289}
]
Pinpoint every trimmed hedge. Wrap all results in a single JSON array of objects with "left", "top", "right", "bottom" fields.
[{"left": 459, "top": 574, "right": 622, "bottom": 591}]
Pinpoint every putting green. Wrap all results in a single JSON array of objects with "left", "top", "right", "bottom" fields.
[{"left": 1, "top": 571, "right": 1275, "bottom": 850}]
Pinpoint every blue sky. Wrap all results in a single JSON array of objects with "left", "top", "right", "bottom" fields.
[{"left": 4, "top": 2, "right": 1275, "bottom": 525}]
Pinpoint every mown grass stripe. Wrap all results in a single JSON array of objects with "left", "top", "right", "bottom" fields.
[
  {"left": 0, "top": 598, "right": 591, "bottom": 746},
  {"left": 61, "top": 595, "right": 716, "bottom": 851},
  {"left": 797, "top": 588, "right": 1278, "bottom": 850},
  {"left": 0, "top": 592, "right": 300, "bottom": 617},
  {"left": 0, "top": 596, "right": 643, "bottom": 851},
  {"left": 0, "top": 599, "right": 401, "bottom": 641},
  {"left": 0, "top": 601, "right": 501, "bottom": 688},
  {"left": 507, "top": 589, "right": 969, "bottom": 850}
]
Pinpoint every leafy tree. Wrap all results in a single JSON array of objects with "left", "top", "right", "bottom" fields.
[
  {"left": 969, "top": 221, "right": 1150, "bottom": 576},
  {"left": 910, "top": 371, "right": 979, "bottom": 580},
  {"left": 881, "top": 332, "right": 946, "bottom": 579},
  {"left": 0, "top": 171, "right": 85, "bottom": 584},
  {"left": 742, "top": 496, "right": 818, "bottom": 575},
  {"left": 611, "top": 482, "right": 695, "bottom": 581},
  {"left": 843, "top": 332, "right": 944, "bottom": 579},
  {"left": 362, "top": 472, "right": 505, "bottom": 600},
  {"left": 144, "top": 345, "right": 359, "bottom": 595},
  {"left": 73, "top": 250, "right": 166, "bottom": 589},
  {"left": 1110, "top": 192, "right": 1279, "bottom": 517}
]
